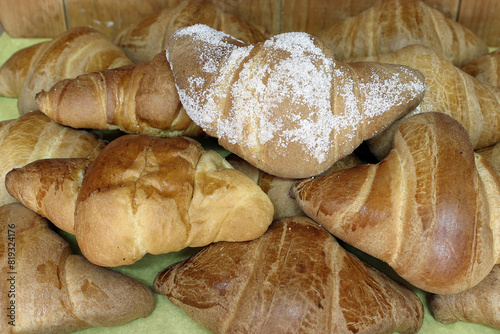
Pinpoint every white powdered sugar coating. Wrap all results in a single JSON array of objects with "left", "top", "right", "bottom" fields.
[
  {"left": 360, "top": 66, "right": 426, "bottom": 119},
  {"left": 168, "top": 25, "right": 249, "bottom": 131},
  {"left": 207, "top": 46, "right": 255, "bottom": 141},
  {"left": 169, "top": 25, "right": 425, "bottom": 164},
  {"left": 228, "top": 32, "right": 340, "bottom": 162},
  {"left": 168, "top": 24, "right": 244, "bottom": 74}
]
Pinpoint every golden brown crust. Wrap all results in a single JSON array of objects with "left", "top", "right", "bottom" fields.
[
  {"left": 0, "top": 111, "right": 105, "bottom": 206},
  {"left": 318, "top": 0, "right": 489, "bottom": 65},
  {"left": 0, "top": 42, "right": 45, "bottom": 97},
  {"left": 292, "top": 112, "right": 500, "bottom": 294},
  {"left": 9, "top": 27, "right": 133, "bottom": 115},
  {"left": 154, "top": 216, "right": 424, "bottom": 334},
  {"left": 6, "top": 158, "right": 90, "bottom": 234},
  {"left": 75, "top": 135, "right": 273, "bottom": 266},
  {"left": 0, "top": 203, "right": 155, "bottom": 334},
  {"left": 113, "top": 0, "right": 269, "bottom": 63},
  {"left": 6, "top": 134, "right": 273, "bottom": 267},
  {"left": 36, "top": 51, "right": 203, "bottom": 137},
  {"left": 74, "top": 135, "right": 203, "bottom": 265}
]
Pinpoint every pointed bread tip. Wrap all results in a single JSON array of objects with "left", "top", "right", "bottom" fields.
[{"left": 5, "top": 158, "right": 90, "bottom": 234}]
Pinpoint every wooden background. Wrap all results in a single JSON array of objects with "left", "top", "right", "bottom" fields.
[{"left": 0, "top": 0, "right": 499, "bottom": 47}]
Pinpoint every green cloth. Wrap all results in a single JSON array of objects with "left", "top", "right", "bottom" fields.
[{"left": 0, "top": 31, "right": 498, "bottom": 334}]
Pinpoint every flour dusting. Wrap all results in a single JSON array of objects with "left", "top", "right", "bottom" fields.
[
  {"left": 168, "top": 25, "right": 425, "bottom": 164},
  {"left": 361, "top": 67, "right": 426, "bottom": 118}
]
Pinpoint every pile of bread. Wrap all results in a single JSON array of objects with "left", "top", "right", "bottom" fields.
[{"left": 1, "top": 0, "right": 500, "bottom": 333}]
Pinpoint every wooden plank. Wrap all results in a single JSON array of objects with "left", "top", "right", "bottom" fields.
[
  {"left": 458, "top": 0, "right": 500, "bottom": 47},
  {"left": 0, "top": 0, "right": 66, "bottom": 38}
]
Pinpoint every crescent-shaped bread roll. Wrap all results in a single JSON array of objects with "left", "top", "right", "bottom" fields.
[
  {"left": 6, "top": 135, "right": 274, "bottom": 267},
  {"left": 318, "top": 0, "right": 489, "bottom": 66},
  {"left": 0, "top": 203, "right": 155, "bottom": 334},
  {"left": 0, "top": 111, "right": 105, "bottom": 207},
  {"left": 154, "top": 216, "right": 424, "bottom": 334},
  {"left": 0, "top": 27, "right": 133, "bottom": 115},
  {"left": 113, "top": 0, "right": 269, "bottom": 63},
  {"left": 0, "top": 42, "right": 45, "bottom": 98},
  {"left": 36, "top": 51, "right": 203, "bottom": 137},
  {"left": 292, "top": 112, "right": 500, "bottom": 294},
  {"left": 167, "top": 24, "right": 426, "bottom": 178},
  {"left": 356, "top": 45, "right": 500, "bottom": 159}
]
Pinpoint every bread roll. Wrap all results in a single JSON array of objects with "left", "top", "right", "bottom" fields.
[
  {"left": 318, "top": 0, "right": 489, "bottom": 66},
  {"left": 356, "top": 45, "right": 500, "bottom": 159},
  {"left": 0, "top": 27, "right": 133, "bottom": 115},
  {"left": 0, "top": 42, "right": 45, "bottom": 98},
  {"left": 154, "top": 216, "right": 424, "bottom": 334},
  {"left": 167, "top": 24, "right": 426, "bottom": 178},
  {"left": 114, "top": 0, "right": 269, "bottom": 63},
  {"left": 430, "top": 265, "right": 500, "bottom": 329},
  {"left": 0, "top": 110, "right": 105, "bottom": 206},
  {"left": 460, "top": 49, "right": 500, "bottom": 88},
  {"left": 292, "top": 112, "right": 500, "bottom": 294},
  {"left": 6, "top": 135, "right": 274, "bottom": 267},
  {"left": 36, "top": 51, "right": 203, "bottom": 137},
  {"left": 0, "top": 203, "right": 155, "bottom": 334}
]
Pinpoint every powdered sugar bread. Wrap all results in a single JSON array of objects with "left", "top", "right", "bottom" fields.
[{"left": 167, "top": 24, "right": 426, "bottom": 178}]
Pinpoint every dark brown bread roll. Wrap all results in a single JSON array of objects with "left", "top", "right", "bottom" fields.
[
  {"left": 292, "top": 112, "right": 500, "bottom": 295},
  {"left": 0, "top": 203, "right": 155, "bottom": 334},
  {"left": 154, "top": 216, "right": 424, "bottom": 334}
]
